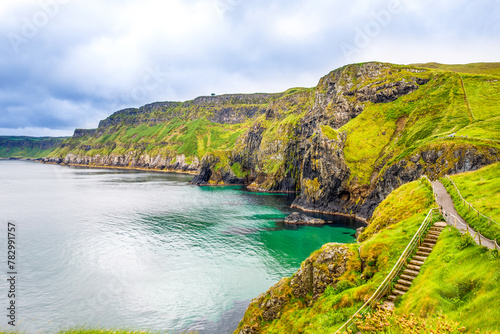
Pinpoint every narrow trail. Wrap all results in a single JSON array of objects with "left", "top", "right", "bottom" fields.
[
  {"left": 458, "top": 74, "right": 476, "bottom": 122},
  {"left": 431, "top": 180, "right": 496, "bottom": 249}
]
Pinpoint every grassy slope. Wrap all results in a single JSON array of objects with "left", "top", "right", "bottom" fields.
[
  {"left": 398, "top": 227, "right": 500, "bottom": 332},
  {"left": 341, "top": 65, "right": 500, "bottom": 186},
  {"left": 441, "top": 162, "right": 500, "bottom": 243},
  {"left": 51, "top": 117, "right": 252, "bottom": 161},
  {"left": 236, "top": 178, "right": 438, "bottom": 333}
]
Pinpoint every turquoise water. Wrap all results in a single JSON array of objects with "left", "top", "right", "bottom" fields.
[{"left": 0, "top": 160, "right": 361, "bottom": 333}]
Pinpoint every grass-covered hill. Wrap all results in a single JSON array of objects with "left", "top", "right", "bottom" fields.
[
  {"left": 235, "top": 176, "right": 500, "bottom": 334},
  {"left": 36, "top": 61, "right": 500, "bottom": 220},
  {"left": 0, "top": 136, "right": 68, "bottom": 159}
]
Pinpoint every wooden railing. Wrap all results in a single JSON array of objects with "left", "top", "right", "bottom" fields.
[{"left": 334, "top": 208, "right": 439, "bottom": 334}]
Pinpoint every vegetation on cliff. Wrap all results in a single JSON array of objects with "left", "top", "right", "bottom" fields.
[
  {"left": 32, "top": 61, "right": 499, "bottom": 220},
  {"left": 236, "top": 177, "right": 500, "bottom": 333}
]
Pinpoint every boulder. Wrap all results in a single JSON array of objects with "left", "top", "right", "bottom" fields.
[{"left": 284, "top": 212, "right": 325, "bottom": 225}]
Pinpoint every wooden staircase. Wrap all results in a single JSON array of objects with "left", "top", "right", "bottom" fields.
[{"left": 385, "top": 222, "right": 447, "bottom": 305}]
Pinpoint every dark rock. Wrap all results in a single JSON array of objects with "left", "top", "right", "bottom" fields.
[
  {"left": 284, "top": 212, "right": 325, "bottom": 225},
  {"left": 72, "top": 129, "right": 96, "bottom": 138}
]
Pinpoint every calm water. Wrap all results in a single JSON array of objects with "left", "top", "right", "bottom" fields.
[{"left": 0, "top": 160, "right": 361, "bottom": 334}]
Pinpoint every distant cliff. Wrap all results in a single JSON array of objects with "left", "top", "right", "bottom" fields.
[{"left": 0, "top": 136, "right": 67, "bottom": 159}]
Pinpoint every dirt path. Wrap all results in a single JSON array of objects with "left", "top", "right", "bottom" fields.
[
  {"left": 458, "top": 74, "right": 476, "bottom": 122},
  {"left": 432, "top": 180, "right": 496, "bottom": 249}
]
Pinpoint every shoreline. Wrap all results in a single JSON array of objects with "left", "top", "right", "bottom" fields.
[
  {"left": 291, "top": 203, "right": 369, "bottom": 225},
  {"left": 39, "top": 161, "right": 199, "bottom": 175}
]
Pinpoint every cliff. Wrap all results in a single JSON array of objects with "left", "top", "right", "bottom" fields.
[
  {"left": 0, "top": 136, "right": 68, "bottom": 159},
  {"left": 38, "top": 61, "right": 500, "bottom": 220}
]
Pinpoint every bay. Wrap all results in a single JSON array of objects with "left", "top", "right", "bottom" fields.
[{"left": 0, "top": 160, "right": 361, "bottom": 333}]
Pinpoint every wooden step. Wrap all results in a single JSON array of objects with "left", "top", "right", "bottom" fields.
[
  {"left": 395, "top": 284, "right": 410, "bottom": 292},
  {"left": 433, "top": 222, "right": 447, "bottom": 228},
  {"left": 417, "top": 246, "right": 433, "bottom": 253},
  {"left": 416, "top": 251, "right": 431, "bottom": 258},
  {"left": 407, "top": 264, "right": 421, "bottom": 271},
  {"left": 413, "top": 255, "right": 427, "bottom": 262},
  {"left": 393, "top": 289, "right": 406, "bottom": 296},
  {"left": 426, "top": 234, "right": 439, "bottom": 240},
  {"left": 415, "top": 250, "right": 431, "bottom": 258},
  {"left": 388, "top": 295, "right": 397, "bottom": 301},
  {"left": 397, "top": 278, "right": 413, "bottom": 286},
  {"left": 427, "top": 230, "right": 441, "bottom": 236},
  {"left": 430, "top": 227, "right": 444, "bottom": 232},
  {"left": 410, "top": 259, "right": 424, "bottom": 266},
  {"left": 421, "top": 242, "right": 435, "bottom": 248},
  {"left": 403, "top": 268, "right": 420, "bottom": 276},
  {"left": 400, "top": 274, "right": 415, "bottom": 281},
  {"left": 424, "top": 237, "right": 438, "bottom": 243}
]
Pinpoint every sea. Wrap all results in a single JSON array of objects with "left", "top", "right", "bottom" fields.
[{"left": 0, "top": 160, "right": 362, "bottom": 333}]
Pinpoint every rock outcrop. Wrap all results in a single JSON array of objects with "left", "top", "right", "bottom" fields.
[
  {"left": 235, "top": 243, "right": 357, "bottom": 333},
  {"left": 284, "top": 212, "right": 325, "bottom": 225},
  {"left": 42, "top": 153, "right": 200, "bottom": 172}
]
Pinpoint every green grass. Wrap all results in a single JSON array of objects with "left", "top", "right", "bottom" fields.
[
  {"left": 340, "top": 67, "right": 500, "bottom": 187},
  {"left": 341, "top": 70, "right": 468, "bottom": 185},
  {"left": 411, "top": 62, "right": 500, "bottom": 76},
  {"left": 398, "top": 226, "right": 500, "bottom": 332},
  {"left": 51, "top": 117, "right": 250, "bottom": 163},
  {"left": 440, "top": 162, "right": 500, "bottom": 243}
]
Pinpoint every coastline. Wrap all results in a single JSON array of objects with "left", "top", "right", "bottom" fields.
[{"left": 39, "top": 161, "right": 199, "bottom": 175}]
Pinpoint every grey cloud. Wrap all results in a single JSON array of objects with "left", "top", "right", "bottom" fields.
[{"left": 0, "top": 0, "right": 499, "bottom": 136}]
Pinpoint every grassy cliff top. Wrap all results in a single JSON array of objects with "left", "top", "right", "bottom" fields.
[{"left": 411, "top": 62, "right": 500, "bottom": 76}]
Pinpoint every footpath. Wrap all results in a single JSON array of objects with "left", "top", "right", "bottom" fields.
[{"left": 431, "top": 180, "right": 497, "bottom": 250}]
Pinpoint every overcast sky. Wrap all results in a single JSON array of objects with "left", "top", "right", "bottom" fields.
[{"left": 1, "top": 0, "right": 499, "bottom": 136}]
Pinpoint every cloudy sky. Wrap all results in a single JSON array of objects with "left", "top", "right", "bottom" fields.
[{"left": 1, "top": 0, "right": 499, "bottom": 136}]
